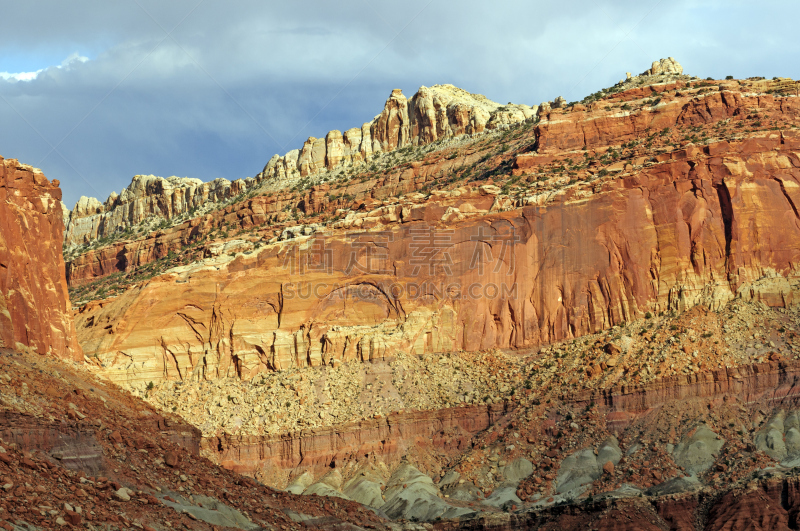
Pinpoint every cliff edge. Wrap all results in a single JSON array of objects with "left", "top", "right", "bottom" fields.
[{"left": 0, "top": 157, "right": 80, "bottom": 359}]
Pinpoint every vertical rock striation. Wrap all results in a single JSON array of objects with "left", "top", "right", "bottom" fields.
[
  {"left": 76, "top": 132, "right": 800, "bottom": 388},
  {"left": 0, "top": 156, "right": 80, "bottom": 359}
]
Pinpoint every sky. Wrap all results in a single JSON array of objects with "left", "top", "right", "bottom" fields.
[{"left": 1, "top": 1, "right": 798, "bottom": 208}]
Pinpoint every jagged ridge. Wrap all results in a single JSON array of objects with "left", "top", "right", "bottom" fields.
[
  {"left": 63, "top": 174, "right": 256, "bottom": 248},
  {"left": 258, "top": 84, "right": 536, "bottom": 182},
  {"left": 63, "top": 84, "right": 537, "bottom": 250}
]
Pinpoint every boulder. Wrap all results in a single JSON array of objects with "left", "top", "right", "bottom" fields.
[{"left": 641, "top": 57, "right": 683, "bottom": 76}]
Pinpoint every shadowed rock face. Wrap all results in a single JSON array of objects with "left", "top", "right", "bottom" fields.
[
  {"left": 0, "top": 410, "right": 104, "bottom": 474},
  {"left": 0, "top": 157, "right": 80, "bottom": 359},
  {"left": 431, "top": 477, "right": 800, "bottom": 531},
  {"left": 0, "top": 349, "right": 387, "bottom": 530}
]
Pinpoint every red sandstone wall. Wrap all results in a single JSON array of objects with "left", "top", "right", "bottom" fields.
[
  {"left": 0, "top": 157, "right": 81, "bottom": 359},
  {"left": 202, "top": 403, "right": 510, "bottom": 483}
]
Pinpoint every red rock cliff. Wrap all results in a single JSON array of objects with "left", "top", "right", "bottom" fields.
[
  {"left": 0, "top": 157, "right": 80, "bottom": 359},
  {"left": 75, "top": 132, "right": 800, "bottom": 388}
]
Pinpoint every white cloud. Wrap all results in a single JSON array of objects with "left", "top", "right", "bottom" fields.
[
  {"left": 0, "top": 70, "right": 42, "bottom": 82},
  {"left": 59, "top": 52, "right": 89, "bottom": 68},
  {"left": 0, "top": 52, "right": 88, "bottom": 83}
]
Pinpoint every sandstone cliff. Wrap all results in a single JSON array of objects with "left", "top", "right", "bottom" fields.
[
  {"left": 0, "top": 157, "right": 80, "bottom": 359},
  {"left": 71, "top": 73, "right": 800, "bottom": 390},
  {"left": 59, "top": 62, "right": 800, "bottom": 527},
  {"left": 76, "top": 124, "right": 800, "bottom": 390},
  {"left": 64, "top": 85, "right": 535, "bottom": 251},
  {"left": 64, "top": 174, "right": 255, "bottom": 248},
  {"left": 642, "top": 57, "right": 683, "bottom": 76},
  {"left": 257, "top": 84, "right": 536, "bottom": 182}
]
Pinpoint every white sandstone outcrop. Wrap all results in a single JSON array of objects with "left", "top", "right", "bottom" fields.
[
  {"left": 63, "top": 174, "right": 255, "bottom": 248},
  {"left": 257, "top": 84, "right": 536, "bottom": 182},
  {"left": 641, "top": 57, "right": 683, "bottom": 76}
]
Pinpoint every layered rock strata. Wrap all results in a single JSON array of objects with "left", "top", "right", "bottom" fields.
[
  {"left": 0, "top": 348, "right": 386, "bottom": 530},
  {"left": 0, "top": 157, "right": 80, "bottom": 359},
  {"left": 76, "top": 127, "right": 800, "bottom": 388},
  {"left": 67, "top": 81, "right": 800, "bottom": 290},
  {"left": 200, "top": 355, "right": 800, "bottom": 484},
  {"left": 204, "top": 403, "right": 509, "bottom": 486},
  {"left": 59, "top": 63, "right": 800, "bottom": 529},
  {"left": 533, "top": 88, "right": 800, "bottom": 153},
  {"left": 64, "top": 143, "right": 499, "bottom": 286}
]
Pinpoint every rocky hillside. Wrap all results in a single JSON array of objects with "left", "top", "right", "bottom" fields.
[
  {"left": 57, "top": 58, "right": 800, "bottom": 529},
  {"left": 0, "top": 158, "right": 391, "bottom": 530},
  {"left": 0, "top": 157, "right": 80, "bottom": 360},
  {"left": 0, "top": 347, "right": 387, "bottom": 530},
  {"left": 63, "top": 84, "right": 536, "bottom": 253}
]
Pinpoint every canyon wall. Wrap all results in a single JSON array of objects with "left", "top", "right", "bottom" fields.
[
  {"left": 204, "top": 403, "right": 510, "bottom": 485},
  {"left": 64, "top": 146, "right": 490, "bottom": 286},
  {"left": 0, "top": 157, "right": 80, "bottom": 359},
  {"left": 533, "top": 89, "right": 800, "bottom": 153},
  {"left": 75, "top": 126, "right": 800, "bottom": 388},
  {"left": 201, "top": 358, "right": 800, "bottom": 486},
  {"left": 66, "top": 87, "right": 799, "bottom": 288}
]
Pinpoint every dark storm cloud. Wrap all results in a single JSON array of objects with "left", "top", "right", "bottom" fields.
[{"left": 1, "top": 0, "right": 798, "bottom": 207}]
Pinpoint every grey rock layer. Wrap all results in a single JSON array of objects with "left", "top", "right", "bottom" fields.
[
  {"left": 672, "top": 425, "right": 724, "bottom": 476},
  {"left": 556, "top": 437, "right": 621, "bottom": 494}
]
